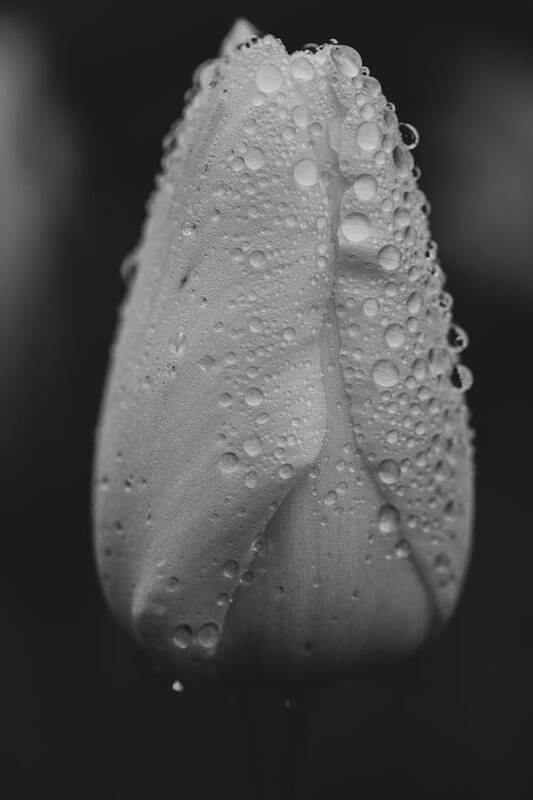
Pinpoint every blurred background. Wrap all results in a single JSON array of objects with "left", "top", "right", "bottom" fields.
[{"left": 0, "top": 2, "right": 531, "bottom": 797}]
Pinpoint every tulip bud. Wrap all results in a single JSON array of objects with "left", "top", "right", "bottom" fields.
[{"left": 93, "top": 20, "right": 474, "bottom": 688}]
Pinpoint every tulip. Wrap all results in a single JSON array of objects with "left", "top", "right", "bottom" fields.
[{"left": 93, "top": 19, "right": 474, "bottom": 692}]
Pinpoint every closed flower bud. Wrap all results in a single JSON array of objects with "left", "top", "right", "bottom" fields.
[{"left": 93, "top": 20, "right": 474, "bottom": 688}]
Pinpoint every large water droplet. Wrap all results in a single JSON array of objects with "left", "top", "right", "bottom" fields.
[
  {"left": 256, "top": 64, "right": 283, "bottom": 93},
  {"left": 377, "top": 458, "right": 401, "bottom": 484},
  {"left": 290, "top": 56, "right": 315, "bottom": 81},
  {"left": 378, "top": 244, "right": 401, "bottom": 272},
  {"left": 384, "top": 323, "right": 405, "bottom": 349},
  {"left": 356, "top": 121, "right": 382, "bottom": 152},
  {"left": 293, "top": 158, "right": 318, "bottom": 187},
  {"left": 378, "top": 503, "right": 400, "bottom": 534},
  {"left": 330, "top": 45, "right": 362, "bottom": 78},
  {"left": 340, "top": 212, "right": 370, "bottom": 243},
  {"left": 353, "top": 174, "right": 378, "bottom": 202},
  {"left": 372, "top": 359, "right": 400, "bottom": 387}
]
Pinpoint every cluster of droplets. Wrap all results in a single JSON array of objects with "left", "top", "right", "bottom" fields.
[{"left": 318, "top": 41, "right": 473, "bottom": 598}]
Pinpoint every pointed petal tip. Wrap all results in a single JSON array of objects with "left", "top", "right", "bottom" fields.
[{"left": 219, "top": 18, "right": 259, "bottom": 58}]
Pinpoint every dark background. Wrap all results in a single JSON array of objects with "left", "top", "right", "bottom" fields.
[{"left": 1, "top": 2, "right": 531, "bottom": 797}]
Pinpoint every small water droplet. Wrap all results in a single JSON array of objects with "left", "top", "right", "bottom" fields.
[
  {"left": 278, "top": 463, "right": 294, "bottom": 480},
  {"left": 249, "top": 250, "right": 266, "bottom": 268},
  {"left": 244, "top": 147, "right": 265, "bottom": 170},
  {"left": 395, "top": 539, "right": 411, "bottom": 558},
  {"left": 218, "top": 452, "right": 240, "bottom": 473},
  {"left": 243, "top": 436, "right": 262, "bottom": 457},
  {"left": 244, "top": 387, "right": 264, "bottom": 406},
  {"left": 399, "top": 122, "right": 419, "bottom": 149},
  {"left": 172, "top": 625, "right": 193, "bottom": 649},
  {"left": 222, "top": 560, "right": 239, "bottom": 579}
]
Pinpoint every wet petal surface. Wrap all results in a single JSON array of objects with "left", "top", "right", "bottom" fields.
[{"left": 94, "top": 21, "right": 474, "bottom": 686}]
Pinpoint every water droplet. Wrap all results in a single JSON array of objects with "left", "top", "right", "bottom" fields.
[
  {"left": 353, "top": 173, "right": 378, "bottom": 202},
  {"left": 278, "top": 463, "right": 294, "bottom": 480},
  {"left": 399, "top": 122, "right": 419, "bottom": 150},
  {"left": 395, "top": 539, "right": 411, "bottom": 558},
  {"left": 249, "top": 250, "right": 266, "bottom": 268},
  {"left": 245, "top": 470, "right": 258, "bottom": 488},
  {"left": 452, "top": 363, "right": 474, "bottom": 392},
  {"left": 407, "top": 292, "right": 423, "bottom": 314},
  {"left": 378, "top": 244, "right": 401, "bottom": 272},
  {"left": 331, "top": 45, "right": 362, "bottom": 78},
  {"left": 244, "top": 387, "right": 264, "bottom": 406},
  {"left": 324, "top": 490, "right": 338, "bottom": 506},
  {"left": 363, "top": 297, "right": 380, "bottom": 317},
  {"left": 244, "top": 147, "right": 265, "bottom": 170},
  {"left": 197, "top": 622, "right": 220, "bottom": 648},
  {"left": 216, "top": 593, "right": 230, "bottom": 607},
  {"left": 384, "top": 323, "right": 406, "bottom": 349},
  {"left": 218, "top": 452, "right": 240, "bottom": 473},
  {"left": 372, "top": 359, "right": 400, "bottom": 387},
  {"left": 256, "top": 64, "right": 283, "bottom": 94},
  {"left": 356, "top": 121, "right": 381, "bottom": 152},
  {"left": 243, "top": 435, "right": 262, "bottom": 457},
  {"left": 292, "top": 105, "right": 309, "bottom": 128},
  {"left": 448, "top": 324, "right": 469, "bottom": 353},
  {"left": 290, "top": 56, "right": 315, "bottom": 81},
  {"left": 377, "top": 458, "right": 401, "bottom": 484},
  {"left": 378, "top": 503, "right": 400, "bottom": 533},
  {"left": 172, "top": 624, "right": 193, "bottom": 649},
  {"left": 340, "top": 212, "right": 370, "bottom": 243},
  {"left": 393, "top": 145, "right": 413, "bottom": 176},
  {"left": 293, "top": 158, "right": 318, "bottom": 187},
  {"left": 222, "top": 560, "right": 239, "bottom": 579}
]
